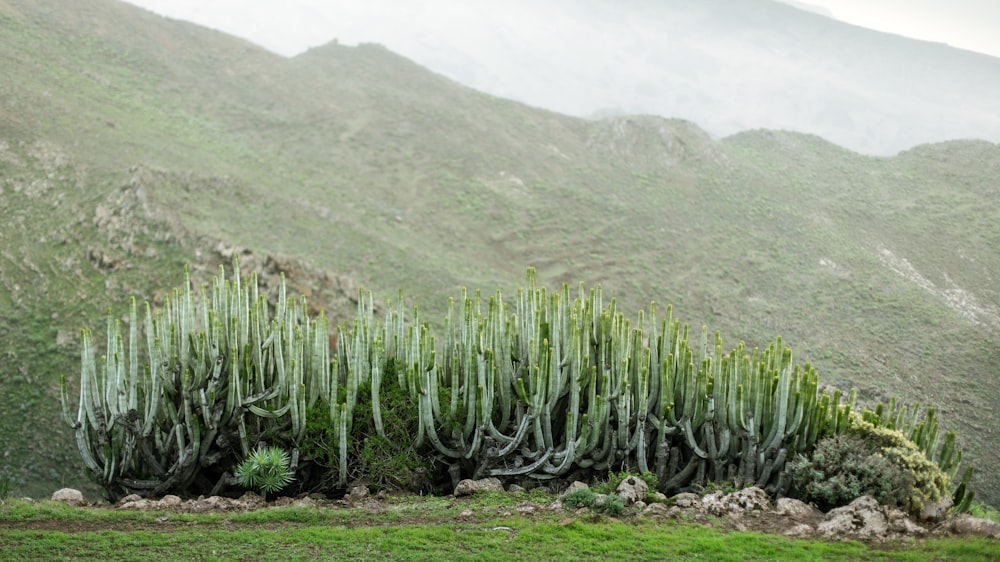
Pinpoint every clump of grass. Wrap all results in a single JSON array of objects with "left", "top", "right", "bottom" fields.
[
  {"left": 561, "top": 489, "right": 597, "bottom": 509},
  {"left": 967, "top": 503, "right": 1000, "bottom": 524},
  {"left": 561, "top": 488, "right": 628, "bottom": 516}
]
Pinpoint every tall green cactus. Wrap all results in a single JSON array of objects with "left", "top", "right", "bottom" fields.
[
  {"left": 62, "top": 258, "right": 331, "bottom": 499},
  {"left": 349, "top": 268, "right": 867, "bottom": 494}
]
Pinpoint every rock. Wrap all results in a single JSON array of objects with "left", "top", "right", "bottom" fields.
[
  {"left": 549, "top": 500, "right": 564, "bottom": 511},
  {"left": 117, "top": 494, "right": 142, "bottom": 506},
  {"left": 615, "top": 475, "right": 649, "bottom": 505},
  {"left": 454, "top": 479, "right": 478, "bottom": 496},
  {"left": 238, "top": 491, "right": 267, "bottom": 509},
  {"left": 564, "top": 481, "right": 590, "bottom": 494},
  {"left": 643, "top": 503, "right": 672, "bottom": 516},
  {"left": 671, "top": 492, "right": 701, "bottom": 508},
  {"left": 887, "top": 509, "right": 926, "bottom": 536},
  {"left": 119, "top": 499, "right": 156, "bottom": 511},
  {"left": 774, "top": 497, "right": 823, "bottom": 522},
  {"left": 189, "top": 496, "right": 236, "bottom": 513},
  {"left": 652, "top": 492, "right": 667, "bottom": 502},
  {"left": 725, "top": 487, "right": 770, "bottom": 512},
  {"left": 158, "top": 495, "right": 182, "bottom": 509},
  {"left": 702, "top": 487, "right": 769, "bottom": 516},
  {"left": 348, "top": 485, "right": 370, "bottom": 501},
  {"left": 593, "top": 494, "right": 608, "bottom": 508},
  {"left": 817, "top": 496, "right": 888, "bottom": 540},
  {"left": 478, "top": 478, "right": 504, "bottom": 493},
  {"left": 516, "top": 503, "right": 536, "bottom": 515},
  {"left": 51, "top": 488, "right": 86, "bottom": 507},
  {"left": 507, "top": 484, "right": 525, "bottom": 494},
  {"left": 919, "top": 496, "right": 953, "bottom": 524},
  {"left": 936, "top": 515, "right": 1000, "bottom": 538},
  {"left": 454, "top": 477, "right": 504, "bottom": 496},
  {"left": 292, "top": 497, "right": 317, "bottom": 508},
  {"left": 460, "top": 509, "right": 473, "bottom": 518},
  {"left": 783, "top": 524, "right": 815, "bottom": 538},
  {"left": 634, "top": 500, "right": 647, "bottom": 510}
]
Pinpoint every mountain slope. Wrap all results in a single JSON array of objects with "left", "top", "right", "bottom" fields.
[{"left": 1, "top": 0, "right": 998, "bottom": 506}]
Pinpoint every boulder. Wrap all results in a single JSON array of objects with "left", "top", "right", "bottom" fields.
[
  {"left": 51, "top": 488, "right": 86, "bottom": 507},
  {"left": 643, "top": 503, "right": 673, "bottom": 516},
  {"left": 817, "top": 496, "right": 888, "bottom": 540},
  {"left": 158, "top": 495, "right": 182, "bottom": 509},
  {"left": 702, "top": 487, "right": 769, "bottom": 516},
  {"left": 453, "top": 477, "right": 504, "bottom": 496},
  {"left": 564, "top": 481, "right": 590, "bottom": 495},
  {"left": 936, "top": 515, "right": 1000, "bottom": 538},
  {"left": 348, "top": 485, "right": 370, "bottom": 502},
  {"left": 774, "top": 497, "right": 823, "bottom": 522},
  {"left": 671, "top": 492, "right": 701, "bottom": 508},
  {"left": 615, "top": 476, "right": 649, "bottom": 505}
]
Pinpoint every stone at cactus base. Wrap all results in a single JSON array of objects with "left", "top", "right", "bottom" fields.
[{"left": 51, "top": 488, "right": 86, "bottom": 507}]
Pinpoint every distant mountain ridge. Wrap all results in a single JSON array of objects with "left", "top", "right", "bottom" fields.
[
  {"left": 288, "top": 0, "right": 1000, "bottom": 156},
  {"left": 0, "top": 0, "right": 998, "bottom": 508}
]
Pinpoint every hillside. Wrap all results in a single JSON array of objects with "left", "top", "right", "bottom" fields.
[{"left": 0, "top": 0, "right": 998, "bottom": 506}]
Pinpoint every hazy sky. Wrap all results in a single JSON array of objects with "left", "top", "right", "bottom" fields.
[{"left": 123, "top": 0, "right": 1000, "bottom": 59}]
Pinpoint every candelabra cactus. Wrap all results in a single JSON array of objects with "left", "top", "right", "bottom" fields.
[
  {"left": 61, "top": 258, "right": 330, "bottom": 499},
  {"left": 62, "top": 263, "right": 972, "bottom": 505}
]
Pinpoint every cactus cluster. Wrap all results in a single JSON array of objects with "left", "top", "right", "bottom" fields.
[
  {"left": 62, "top": 262, "right": 971, "bottom": 506},
  {"left": 365, "top": 268, "right": 865, "bottom": 494},
  {"left": 61, "top": 259, "right": 331, "bottom": 498}
]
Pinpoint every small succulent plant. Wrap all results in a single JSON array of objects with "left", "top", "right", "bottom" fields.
[{"left": 234, "top": 446, "right": 294, "bottom": 496}]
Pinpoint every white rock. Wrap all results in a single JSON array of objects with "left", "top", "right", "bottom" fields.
[
  {"left": 817, "top": 496, "right": 888, "bottom": 540},
  {"left": 51, "top": 488, "right": 86, "bottom": 507},
  {"left": 158, "top": 495, "right": 182, "bottom": 508},
  {"left": 615, "top": 476, "right": 649, "bottom": 506}
]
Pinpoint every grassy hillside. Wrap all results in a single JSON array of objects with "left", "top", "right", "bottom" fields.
[{"left": 1, "top": 0, "right": 998, "bottom": 506}]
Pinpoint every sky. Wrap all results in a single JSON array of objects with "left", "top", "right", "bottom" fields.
[{"left": 122, "top": 0, "right": 1000, "bottom": 60}]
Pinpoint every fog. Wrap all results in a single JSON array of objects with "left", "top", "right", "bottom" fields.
[{"left": 123, "top": 0, "right": 1000, "bottom": 155}]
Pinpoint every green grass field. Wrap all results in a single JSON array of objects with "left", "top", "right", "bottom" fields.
[{"left": 2, "top": 496, "right": 998, "bottom": 562}]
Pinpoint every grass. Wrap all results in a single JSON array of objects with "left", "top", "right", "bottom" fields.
[
  {"left": 0, "top": 0, "right": 998, "bottom": 509},
  {"left": 1, "top": 498, "right": 998, "bottom": 561}
]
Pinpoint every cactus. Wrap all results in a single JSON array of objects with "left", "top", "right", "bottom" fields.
[
  {"left": 62, "top": 258, "right": 331, "bottom": 499},
  {"left": 64, "top": 264, "right": 971, "bottom": 504}
]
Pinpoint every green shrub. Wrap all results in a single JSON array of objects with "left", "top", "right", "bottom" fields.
[
  {"left": 603, "top": 494, "right": 626, "bottom": 516},
  {"left": 301, "top": 359, "right": 432, "bottom": 494},
  {"left": 790, "top": 434, "right": 911, "bottom": 512},
  {"left": 0, "top": 473, "right": 10, "bottom": 500},
  {"left": 847, "top": 413, "right": 950, "bottom": 515},
  {"left": 967, "top": 503, "right": 1000, "bottom": 524},
  {"left": 561, "top": 489, "right": 597, "bottom": 509}
]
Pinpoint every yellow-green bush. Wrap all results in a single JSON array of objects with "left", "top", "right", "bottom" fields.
[{"left": 847, "top": 413, "right": 950, "bottom": 515}]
